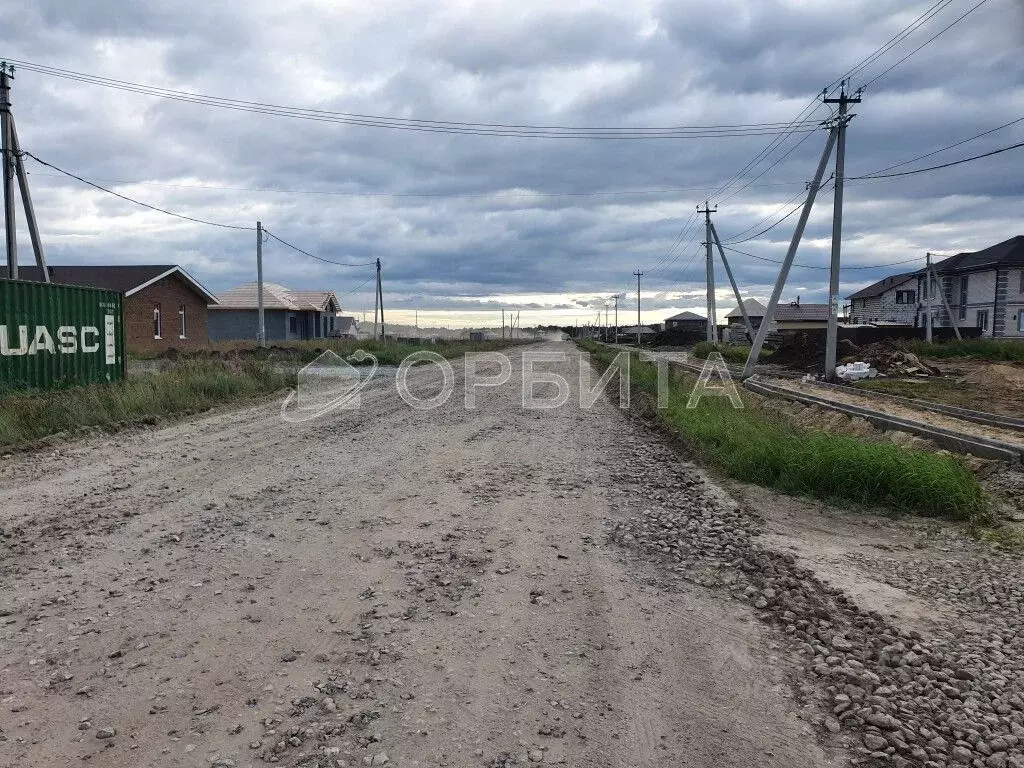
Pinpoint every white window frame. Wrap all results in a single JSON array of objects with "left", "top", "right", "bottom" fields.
[
  {"left": 153, "top": 304, "right": 162, "bottom": 339},
  {"left": 179, "top": 304, "right": 187, "bottom": 339},
  {"left": 977, "top": 309, "right": 989, "bottom": 332},
  {"left": 1018, "top": 311, "right": 1024, "bottom": 333}
]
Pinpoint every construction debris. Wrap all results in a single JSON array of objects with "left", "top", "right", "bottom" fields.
[
  {"left": 834, "top": 361, "right": 877, "bottom": 381},
  {"left": 844, "top": 343, "right": 942, "bottom": 377}
]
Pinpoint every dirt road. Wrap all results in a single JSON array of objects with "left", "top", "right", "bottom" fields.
[{"left": 0, "top": 343, "right": 842, "bottom": 768}]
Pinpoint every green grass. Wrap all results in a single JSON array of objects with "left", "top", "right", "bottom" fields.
[
  {"left": 899, "top": 338, "right": 1024, "bottom": 362},
  {"left": 692, "top": 341, "right": 765, "bottom": 365},
  {"left": 581, "top": 341, "right": 987, "bottom": 521},
  {"left": 0, "top": 361, "right": 294, "bottom": 448}
]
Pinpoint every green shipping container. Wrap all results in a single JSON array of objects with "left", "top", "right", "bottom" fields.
[{"left": 0, "top": 279, "right": 126, "bottom": 391}]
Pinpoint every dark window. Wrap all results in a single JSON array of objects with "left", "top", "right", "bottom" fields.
[
  {"left": 958, "top": 276, "right": 969, "bottom": 320},
  {"left": 895, "top": 290, "right": 915, "bottom": 304},
  {"left": 977, "top": 309, "right": 989, "bottom": 332},
  {"left": 153, "top": 304, "right": 162, "bottom": 339},
  {"left": 179, "top": 305, "right": 187, "bottom": 339},
  {"left": 289, "top": 316, "right": 299, "bottom": 335}
]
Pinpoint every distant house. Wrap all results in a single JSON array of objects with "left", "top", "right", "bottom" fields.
[
  {"left": 208, "top": 282, "right": 341, "bottom": 342},
  {"left": 847, "top": 271, "right": 919, "bottom": 325},
  {"left": 332, "top": 315, "right": 359, "bottom": 339},
  {"left": 619, "top": 325, "right": 657, "bottom": 337},
  {"left": 0, "top": 264, "right": 218, "bottom": 353},
  {"left": 726, "top": 298, "right": 768, "bottom": 329},
  {"left": 774, "top": 299, "right": 832, "bottom": 330},
  {"left": 664, "top": 311, "right": 707, "bottom": 334},
  {"left": 927, "top": 236, "right": 1024, "bottom": 338}
]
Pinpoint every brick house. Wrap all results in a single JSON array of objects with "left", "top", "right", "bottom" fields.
[
  {"left": 0, "top": 264, "right": 218, "bottom": 353},
  {"left": 208, "top": 282, "right": 342, "bottom": 342},
  {"left": 847, "top": 271, "right": 919, "bottom": 325}
]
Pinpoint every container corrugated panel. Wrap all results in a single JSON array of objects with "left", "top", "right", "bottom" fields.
[{"left": 0, "top": 279, "right": 126, "bottom": 391}]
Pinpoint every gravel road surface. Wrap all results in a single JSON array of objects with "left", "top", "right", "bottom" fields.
[{"left": 2, "top": 342, "right": 1021, "bottom": 768}]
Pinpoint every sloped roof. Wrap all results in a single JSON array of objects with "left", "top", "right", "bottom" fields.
[
  {"left": 774, "top": 302, "right": 830, "bottom": 321},
  {"left": 0, "top": 264, "right": 218, "bottom": 303},
  {"left": 846, "top": 270, "right": 919, "bottom": 300},
  {"left": 335, "top": 315, "right": 358, "bottom": 334},
  {"left": 932, "top": 235, "right": 1024, "bottom": 273},
  {"left": 666, "top": 311, "right": 706, "bottom": 322},
  {"left": 211, "top": 282, "right": 339, "bottom": 311},
  {"left": 726, "top": 298, "right": 767, "bottom": 318}
]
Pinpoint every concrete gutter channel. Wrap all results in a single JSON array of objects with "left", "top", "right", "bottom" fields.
[{"left": 743, "top": 376, "right": 1024, "bottom": 464}]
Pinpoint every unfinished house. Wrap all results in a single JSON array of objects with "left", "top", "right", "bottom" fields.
[
  {"left": 846, "top": 271, "right": 919, "bottom": 325},
  {"left": 208, "top": 282, "right": 342, "bottom": 342}
]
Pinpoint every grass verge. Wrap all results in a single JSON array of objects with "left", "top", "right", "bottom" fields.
[
  {"left": 692, "top": 341, "right": 766, "bottom": 365},
  {"left": 580, "top": 341, "right": 987, "bottom": 521},
  {"left": 899, "top": 338, "right": 1024, "bottom": 362},
  {"left": 0, "top": 361, "right": 293, "bottom": 449}
]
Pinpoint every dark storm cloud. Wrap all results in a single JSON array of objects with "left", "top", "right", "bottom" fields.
[{"left": 0, "top": 0, "right": 1021, "bottom": 319}]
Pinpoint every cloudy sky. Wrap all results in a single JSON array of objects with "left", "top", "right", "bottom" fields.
[{"left": 2, "top": 0, "right": 1022, "bottom": 327}]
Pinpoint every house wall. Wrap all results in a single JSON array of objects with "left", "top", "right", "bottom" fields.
[
  {"left": 1001, "top": 267, "right": 1024, "bottom": 338},
  {"left": 849, "top": 277, "right": 917, "bottom": 324},
  {"left": 776, "top": 320, "right": 828, "bottom": 330},
  {"left": 209, "top": 309, "right": 289, "bottom": 342},
  {"left": 125, "top": 274, "right": 210, "bottom": 353}
]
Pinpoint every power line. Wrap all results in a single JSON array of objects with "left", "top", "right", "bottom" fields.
[
  {"left": 853, "top": 115, "right": 1024, "bottom": 177},
  {"left": 4, "top": 60, "right": 823, "bottom": 139},
  {"left": 22, "top": 152, "right": 254, "bottom": 230},
  {"left": 859, "top": 0, "right": 993, "bottom": 88},
  {"left": 721, "top": 244, "right": 925, "bottom": 271},
  {"left": 722, "top": 180, "right": 836, "bottom": 245},
  {"left": 26, "top": 172, "right": 814, "bottom": 199},
  {"left": 336, "top": 275, "right": 376, "bottom": 299},
  {"left": 262, "top": 229, "right": 374, "bottom": 267},
  {"left": 850, "top": 140, "right": 1024, "bottom": 179},
  {"left": 836, "top": 0, "right": 955, "bottom": 85}
]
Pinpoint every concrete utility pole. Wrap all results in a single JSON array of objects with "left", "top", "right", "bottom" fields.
[
  {"left": 9, "top": 115, "right": 48, "bottom": 280},
  {"left": 502, "top": 309, "right": 505, "bottom": 340},
  {"left": 926, "top": 252, "right": 933, "bottom": 343},
  {"left": 613, "top": 294, "right": 619, "bottom": 344},
  {"left": 743, "top": 126, "right": 839, "bottom": 379},
  {"left": 709, "top": 221, "right": 754, "bottom": 342},
  {"left": 698, "top": 202, "right": 718, "bottom": 343},
  {"left": 633, "top": 270, "right": 643, "bottom": 347},
  {"left": 823, "top": 82, "right": 861, "bottom": 381},
  {"left": 256, "top": 221, "right": 266, "bottom": 346},
  {"left": 1, "top": 64, "right": 18, "bottom": 279}
]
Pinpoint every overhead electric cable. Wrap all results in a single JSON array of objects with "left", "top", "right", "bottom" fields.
[
  {"left": 850, "top": 140, "right": 1024, "bottom": 179},
  {"left": 263, "top": 229, "right": 375, "bottom": 267}
]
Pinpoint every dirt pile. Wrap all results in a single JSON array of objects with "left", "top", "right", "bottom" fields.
[{"left": 845, "top": 343, "right": 942, "bottom": 377}]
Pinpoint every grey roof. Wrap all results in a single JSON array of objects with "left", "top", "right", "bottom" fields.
[
  {"left": 726, "top": 298, "right": 767, "bottom": 318},
  {"left": 932, "top": 235, "right": 1024, "bottom": 273},
  {"left": 846, "top": 271, "right": 919, "bottom": 300},
  {"left": 665, "top": 311, "right": 706, "bottom": 322},
  {"left": 211, "top": 282, "right": 339, "bottom": 312},
  {"left": 334, "top": 315, "right": 358, "bottom": 334},
  {"left": 774, "top": 302, "right": 830, "bottom": 322},
  {"left": 0, "top": 264, "right": 218, "bottom": 302}
]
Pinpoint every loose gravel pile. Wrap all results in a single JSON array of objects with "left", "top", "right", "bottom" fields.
[{"left": 608, "top": 436, "right": 1024, "bottom": 768}]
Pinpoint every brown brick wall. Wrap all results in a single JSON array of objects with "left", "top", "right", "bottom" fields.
[{"left": 124, "top": 273, "right": 211, "bottom": 353}]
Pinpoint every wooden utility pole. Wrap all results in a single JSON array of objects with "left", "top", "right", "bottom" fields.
[
  {"left": 633, "top": 270, "right": 643, "bottom": 347},
  {"left": 613, "top": 295, "right": 619, "bottom": 344},
  {"left": 698, "top": 202, "right": 718, "bottom": 343},
  {"left": 823, "top": 82, "right": 861, "bottom": 380},
  {"left": 256, "top": 221, "right": 266, "bottom": 346},
  {"left": 375, "top": 258, "right": 385, "bottom": 341},
  {"left": 743, "top": 126, "right": 838, "bottom": 379}
]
